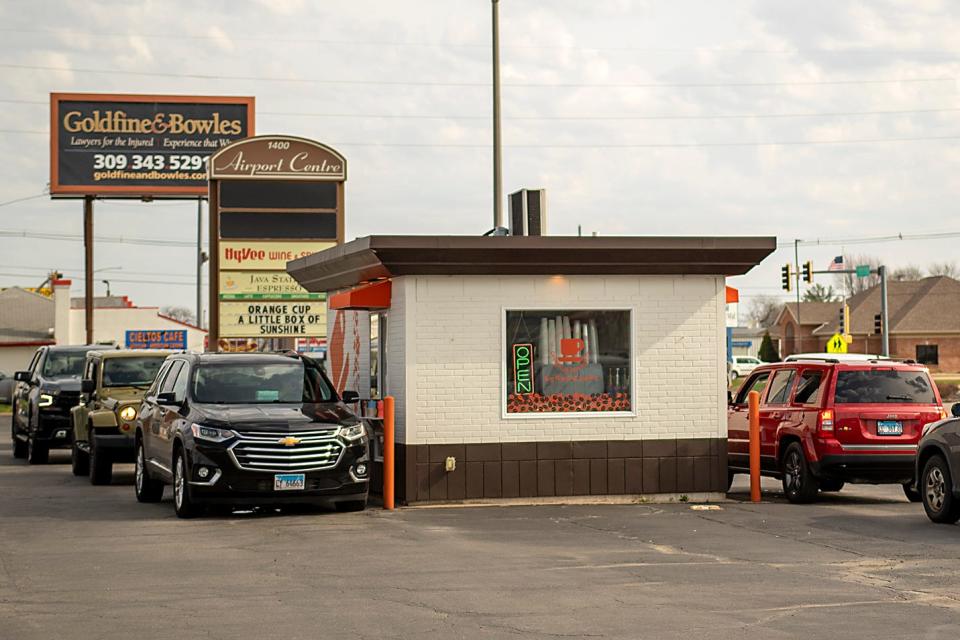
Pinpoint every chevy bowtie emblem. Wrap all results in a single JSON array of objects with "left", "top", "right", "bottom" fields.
[{"left": 278, "top": 436, "right": 301, "bottom": 447}]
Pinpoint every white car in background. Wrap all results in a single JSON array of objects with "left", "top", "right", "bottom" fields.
[{"left": 729, "top": 356, "right": 764, "bottom": 379}]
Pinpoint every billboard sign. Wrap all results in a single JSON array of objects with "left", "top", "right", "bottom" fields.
[
  {"left": 50, "top": 93, "right": 254, "bottom": 197},
  {"left": 219, "top": 301, "right": 327, "bottom": 338},
  {"left": 125, "top": 329, "right": 187, "bottom": 350}
]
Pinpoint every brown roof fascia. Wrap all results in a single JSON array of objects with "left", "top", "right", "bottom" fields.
[{"left": 288, "top": 235, "right": 776, "bottom": 293}]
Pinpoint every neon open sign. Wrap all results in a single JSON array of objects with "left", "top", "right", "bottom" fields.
[{"left": 513, "top": 343, "right": 535, "bottom": 394}]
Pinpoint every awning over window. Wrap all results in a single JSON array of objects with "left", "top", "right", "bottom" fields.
[{"left": 328, "top": 279, "right": 391, "bottom": 311}]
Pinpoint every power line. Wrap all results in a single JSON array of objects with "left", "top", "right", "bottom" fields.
[
  {"left": 1, "top": 27, "right": 957, "bottom": 58},
  {"left": 0, "top": 229, "right": 199, "bottom": 248},
  {"left": 1, "top": 63, "right": 953, "bottom": 89},
  {"left": 6, "top": 98, "right": 960, "bottom": 122},
  {"left": 0, "top": 193, "right": 47, "bottom": 208},
  {"left": 782, "top": 230, "right": 960, "bottom": 248},
  {"left": 5, "top": 129, "right": 960, "bottom": 148}
]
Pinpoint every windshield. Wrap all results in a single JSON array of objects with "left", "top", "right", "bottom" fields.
[
  {"left": 192, "top": 361, "right": 336, "bottom": 404},
  {"left": 102, "top": 357, "right": 166, "bottom": 388},
  {"left": 41, "top": 351, "right": 90, "bottom": 378},
  {"left": 834, "top": 369, "right": 937, "bottom": 404}
]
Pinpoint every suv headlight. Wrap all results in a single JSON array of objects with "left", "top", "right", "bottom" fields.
[
  {"left": 119, "top": 406, "right": 137, "bottom": 422},
  {"left": 190, "top": 423, "right": 236, "bottom": 443},
  {"left": 38, "top": 393, "right": 54, "bottom": 408},
  {"left": 338, "top": 423, "right": 365, "bottom": 442}
]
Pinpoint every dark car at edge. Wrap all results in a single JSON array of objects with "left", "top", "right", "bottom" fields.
[
  {"left": 11, "top": 345, "right": 110, "bottom": 463},
  {"left": 134, "top": 351, "right": 370, "bottom": 518}
]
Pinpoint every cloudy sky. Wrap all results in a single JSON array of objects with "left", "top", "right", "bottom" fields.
[{"left": 1, "top": 0, "right": 959, "bottom": 323}]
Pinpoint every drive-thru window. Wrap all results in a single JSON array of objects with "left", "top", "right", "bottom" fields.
[{"left": 288, "top": 235, "right": 774, "bottom": 504}]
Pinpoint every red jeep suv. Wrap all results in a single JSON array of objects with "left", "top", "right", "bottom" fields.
[{"left": 727, "top": 358, "right": 946, "bottom": 503}]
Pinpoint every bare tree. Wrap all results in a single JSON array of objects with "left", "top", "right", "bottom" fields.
[
  {"left": 161, "top": 306, "right": 196, "bottom": 325},
  {"left": 928, "top": 261, "right": 960, "bottom": 279},
  {"left": 833, "top": 253, "right": 881, "bottom": 295},
  {"left": 802, "top": 283, "right": 839, "bottom": 302},
  {"left": 890, "top": 265, "right": 923, "bottom": 281},
  {"left": 745, "top": 295, "right": 782, "bottom": 328}
]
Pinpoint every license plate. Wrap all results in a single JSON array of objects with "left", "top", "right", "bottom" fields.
[
  {"left": 877, "top": 420, "right": 903, "bottom": 436},
  {"left": 274, "top": 473, "right": 305, "bottom": 491}
]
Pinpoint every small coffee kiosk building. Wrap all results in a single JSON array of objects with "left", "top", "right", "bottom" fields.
[{"left": 288, "top": 235, "right": 775, "bottom": 504}]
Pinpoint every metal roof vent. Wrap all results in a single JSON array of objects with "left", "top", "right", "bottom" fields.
[{"left": 508, "top": 188, "right": 547, "bottom": 236}]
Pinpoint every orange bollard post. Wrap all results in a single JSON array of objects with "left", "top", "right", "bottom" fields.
[
  {"left": 383, "top": 395, "right": 395, "bottom": 510},
  {"left": 748, "top": 390, "right": 761, "bottom": 503}
]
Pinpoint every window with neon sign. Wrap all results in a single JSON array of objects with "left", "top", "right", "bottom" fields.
[{"left": 505, "top": 309, "right": 631, "bottom": 414}]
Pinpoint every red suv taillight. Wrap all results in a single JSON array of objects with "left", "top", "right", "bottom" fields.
[{"left": 818, "top": 409, "right": 834, "bottom": 433}]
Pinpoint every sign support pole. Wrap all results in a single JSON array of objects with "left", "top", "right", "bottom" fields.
[
  {"left": 196, "top": 197, "right": 203, "bottom": 330},
  {"left": 83, "top": 195, "right": 94, "bottom": 344},
  {"left": 208, "top": 182, "right": 220, "bottom": 351}
]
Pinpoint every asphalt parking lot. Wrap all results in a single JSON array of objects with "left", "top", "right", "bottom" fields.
[{"left": 2, "top": 441, "right": 959, "bottom": 639}]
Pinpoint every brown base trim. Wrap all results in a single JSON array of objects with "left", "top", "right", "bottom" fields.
[{"left": 388, "top": 439, "right": 727, "bottom": 505}]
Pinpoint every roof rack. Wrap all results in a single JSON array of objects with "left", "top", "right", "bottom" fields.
[{"left": 784, "top": 357, "right": 840, "bottom": 364}]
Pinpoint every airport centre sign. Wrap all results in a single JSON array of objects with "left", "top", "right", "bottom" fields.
[{"left": 207, "top": 136, "right": 346, "bottom": 347}]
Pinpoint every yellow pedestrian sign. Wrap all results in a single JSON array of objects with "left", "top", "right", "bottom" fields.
[{"left": 826, "top": 333, "right": 848, "bottom": 354}]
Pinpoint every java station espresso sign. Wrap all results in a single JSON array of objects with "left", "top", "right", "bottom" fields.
[
  {"left": 50, "top": 93, "right": 254, "bottom": 197},
  {"left": 207, "top": 136, "right": 346, "bottom": 345}
]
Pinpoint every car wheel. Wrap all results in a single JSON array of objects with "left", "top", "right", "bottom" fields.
[
  {"left": 820, "top": 479, "right": 845, "bottom": 492},
  {"left": 781, "top": 442, "right": 819, "bottom": 504},
  {"left": 726, "top": 470, "right": 735, "bottom": 492},
  {"left": 134, "top": 439, "right": 163, "bottom": 503},
  {"left": 27, "top": 434, "right": 48, "bottom": 465},
  {"left": 11, "top": 413, "right": 27, "bottom": 459},
  {"left": 71, "top": 441, "right": 89, "bottom": 476},
  {"left": 730, "top": 371, "right": 739, "bottom": 380},
  {"left": 902, "top": 482, "right": 922, "bottom": 503},
  {"left": 335, "top": 500, "right": 367, "bottom": 512},
  {"left": 922, "top": 456, "right": 960, "bottom": 524},
  {"left": 173, "top": 451, "right": 202, "bottom": 519},
  {"left": 88, "top": 436, "right": 113, "bottom": 485}
]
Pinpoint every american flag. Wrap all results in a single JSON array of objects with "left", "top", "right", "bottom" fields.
[{"left": 827, "top": 256, "right": 844, "bottom": 271}]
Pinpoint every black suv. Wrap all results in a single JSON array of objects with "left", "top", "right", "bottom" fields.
[
  {"left": 134, "top": 352, "right": 369, "bottom": 518},
  {"left": 11, "top": 345, "right": 110, "bottom": 463}
]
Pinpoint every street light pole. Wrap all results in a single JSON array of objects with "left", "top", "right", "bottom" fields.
[{"left": 491, "top": 0, "right": 503, "bottom": 230}]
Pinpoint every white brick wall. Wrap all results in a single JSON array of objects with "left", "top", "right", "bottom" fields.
[{"left": 390, "top": 274, "right": 726, "bottom": 445}]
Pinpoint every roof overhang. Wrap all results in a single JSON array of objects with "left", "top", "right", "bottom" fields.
[{"left": 288, "top": 235, "right": 777, "bottom": 293}]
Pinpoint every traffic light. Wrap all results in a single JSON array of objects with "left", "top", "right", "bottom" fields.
[
  {"left": 781, "top": 264, "right": 793, "bottom": 292},
  {"left": 802, "top": 260, "right": 813, "bottom": 284},
  {"left": 839, "top": 304, "right": 850, "bottom": 334},
  {"left": 874, "top": 313, "right": 882, "bottom": 334}
]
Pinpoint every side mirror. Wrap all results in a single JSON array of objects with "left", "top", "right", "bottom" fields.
[
  {"left": 14, "top": 371, "right": 30, "bottom": 383},
  {"left": 951, "top": 403, "right": 960, "bottom": 418},
  {"left": 156, "top": 391, "right": 180, "bottom": 405},
  {"left": 81, "top": 379, "right": 95, "bottom": 394},
  {"left": 341, "top": 390, "right": 360, "bottom": 404}
]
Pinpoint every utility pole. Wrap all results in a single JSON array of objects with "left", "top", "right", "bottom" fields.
[
  {"left": 491, "top": 0, "right": 503, "bottom": 230},
  {"left": 879, "top": 264, "right": 889, "bottom": 357}
]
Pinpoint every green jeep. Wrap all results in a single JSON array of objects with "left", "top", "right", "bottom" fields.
[{"left": 71, "top": 350, "right": 171, "bottom": 485}]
